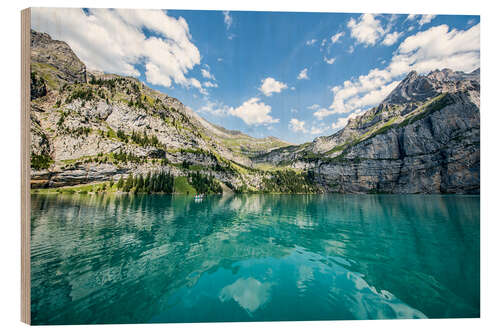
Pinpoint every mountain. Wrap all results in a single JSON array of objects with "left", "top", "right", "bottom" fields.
[
  {"left": 30, "top": 30, "right": 87, "bottom": 91},
  {"left": 29, "top": 30, "right": 298, "bottom": 193},
  {"left": 29, "top": 30, "right": 480, "bottom": 194},
  {"left": 253, "top": 68, "right": 480, "bottom": 193},
  {"left": 188, "top": 114, "right": 291, "bottom": 159}
]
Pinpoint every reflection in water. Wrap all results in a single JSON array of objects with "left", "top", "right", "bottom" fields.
[
  {"left": 30, "top": 194, "right": 479, "bottom": 324},
  {"left": 219, "top": 278, "right": 272, "bottom": 315}
]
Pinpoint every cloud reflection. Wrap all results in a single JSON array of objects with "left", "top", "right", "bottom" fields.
[{"left": 219, "top": 277, "right": 272, "bottom": 314}]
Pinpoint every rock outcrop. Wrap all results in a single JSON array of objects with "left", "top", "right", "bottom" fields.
[
  {"left": 316, "top": 94, "right": 479, "bottom": 194},
  {"left": 30, "top": 72, "right": 47, "bottom": 100},
  {"left": 30, "top": 30, "right": 87, "bottom": 88}
]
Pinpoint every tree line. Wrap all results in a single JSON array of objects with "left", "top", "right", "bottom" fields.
[
  {"left": 116, "top": 171, "right": 174, "bottom": 193},
  {"left": 115, "top": 129, "right": 161, "bottom": 148},
  {"left": 262, "top": 170, "right": 318, "bottom": 193},
  {"left": 115, "top": 171, "right": 222, "bottom": 194},
  {"left": 188, "top": 171, "right": 223, "bottom": 194}
]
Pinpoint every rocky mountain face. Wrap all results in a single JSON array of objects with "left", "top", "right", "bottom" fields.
[
  {"left": 30, "top": 30, "right": 480, "bottom": 194},
  {"left": 254, "top": 68, "right": 480, "bottom": 193},
  {"left": 29, "top": 30, "right": 291, "bottom": 192},
  {"left": 30, "top": 30, "right": 87, "bottom": 88}
]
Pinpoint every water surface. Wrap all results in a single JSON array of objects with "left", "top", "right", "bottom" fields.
[{"left": 30, "top": 194, "right": 480, "bottom": 324}]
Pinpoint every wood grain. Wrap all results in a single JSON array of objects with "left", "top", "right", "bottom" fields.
[{"left": 21, "top": 7, "right": 31, "bottom": 325}]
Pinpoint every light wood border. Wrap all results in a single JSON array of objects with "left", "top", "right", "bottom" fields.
[{"left": 21, "top": 7, "right": 31, "bottom": 325}]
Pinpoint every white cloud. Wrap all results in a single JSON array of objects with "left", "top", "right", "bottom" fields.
[
  {"left": 222, "top": 11, "right": 232, "bottom": 30},
  {"left": 393, "top": 24, "right": 480, "bottom": 75},
  {"left": 289, "top": 118, "right": 307, "bottom": 133},
  {"left": 347, "top": 14, "right": 385, "bottom": 46},
  {"left": 313, "top": 107, "right": 334, "bottom": 119},
  {"left": 314, "top": 23, "right": 479, "bottom": 121},
  {"left": 259, "top": 77, "right": 288, "bottom": 96},
  {"left": 310, "top": 125, "right": 329, "bottom": 135},
  {"left": 331, "top": 109, "right": 366, "bottom": 131},
  {"left": 406, "top": 14, "right": 436, "bottom": 26},
  {"left": 287, "top": 118, "right": 329, "bottom": 135},
  {"left": 188, "top": 78, "right": 208, "bottom": 95},
  {"left": 306, "top": 39, "right": 317, "bottom": 46},
  {"left": 307, "top": 104, "right": 320, "bottom": 110},
  {"left": 217, "top": 57, "right": 224, "bottom": 62},
  {"left": 229, "top": 97, "right": 279, "bottom": 125},
  {"left": 31, "top": 8, "right": 204, "bottom": 93},
  {"left": 331, "top": 115, "right": 353, "bottom": 131},
  {"left": 198, "top": 99, "right": 231, "bottom": 116},
  {"left": 203, "top": 81, "right": 218, "bottom": 88},
  {"left": 324, "top": 56, "right": 336, "bottom": 64},
  {"left": 418, "top": 15, "right": 436, "bottom": 26},
  {"left": 201, "top": 68, "right": 215, "bottom": 80},
  {"left": 331, "top": 32, "right": 345, "bottom": 43},
  {"left": 287, "top": 119, "right": 330, "bottom": 135},
  {"left": 291, "top": 86, "right": 296, "bottom": 91},
  {"left": 347, "top": 45, "right": 355, "bottom": 53},
  {"left": 314, "top": 79, "right": 400, "bottom": 119},
  {"left": 291, "top": 108, "right": 298, "bottom": 113},
  {"left": 200, "top": 97, "right": 279, "bottom": 127},
  {"left": 331, "top": 117, "right": 349, "bottom": 130},
  {"left": 347, "top": 14, "right": 405, "bottom": 47},
  {"left": 297, "top": 68, "right": 309, "bottom": 80},
  {"left": 382, "top": 31, "right": 402, "bottom": 46}
]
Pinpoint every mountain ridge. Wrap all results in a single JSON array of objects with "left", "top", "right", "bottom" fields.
[{"left": 29, "top": 29, "right": 480, "bottom": 194}]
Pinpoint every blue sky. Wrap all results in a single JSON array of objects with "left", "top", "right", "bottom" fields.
[{"left": 32, "top": 9, "right": 479, "bottom": 144}]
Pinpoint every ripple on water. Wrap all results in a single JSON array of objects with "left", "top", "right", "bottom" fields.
[{"left": 30, "top": 193, "right": 479, "bottom": 324}]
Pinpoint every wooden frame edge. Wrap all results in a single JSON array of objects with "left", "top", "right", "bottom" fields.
[{"left": 21, "top": 7, "right": 31, "bottom": 325}]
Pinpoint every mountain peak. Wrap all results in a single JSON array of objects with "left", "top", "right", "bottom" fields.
[
  {"left": 383, "top": 71, "right": 434, "bottom": 104},
  {"left": 406, "top": 70, "right": 418, "bottom": 79},
  {"left": 384, "top": 68, "right": 479, "bottom": 104},
  {"left": 31, "top": 29, "right": 87, "bottom": 87}
]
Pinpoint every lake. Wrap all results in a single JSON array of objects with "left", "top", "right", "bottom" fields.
[{"left": 30, "top": 193, "right": 480, "bottom": 324}]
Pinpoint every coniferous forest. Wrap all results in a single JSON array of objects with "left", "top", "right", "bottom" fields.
[{"left": 116, "top": 171, "right": 174, "bottom": 194}]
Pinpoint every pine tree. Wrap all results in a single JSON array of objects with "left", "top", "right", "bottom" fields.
[
  {"left": 123, "top": 174, "right": 134, "bottom": 192},
  {"left": 145, "top": 172, "right": 151, "bottom": 193},
  {"left": 117, "top": 176, "right": 124, "bottom": 189},
  {"left": 132, "top": 174, "right": 137, "bottom": 188},
  {"left": 136, "top": 174, "right": 144, "bottom": 192}
]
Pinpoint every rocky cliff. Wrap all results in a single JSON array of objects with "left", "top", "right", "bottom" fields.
[
  {"left": 253, "top": 69, "right": 480, "bottom": 194},
  {"left": 29, "top": 30, "right": 479, "bottom": 194}
]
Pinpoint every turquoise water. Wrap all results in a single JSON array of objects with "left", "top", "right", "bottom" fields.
[{"left": 30, "top": 194, "right": 480, "bottom": 324}]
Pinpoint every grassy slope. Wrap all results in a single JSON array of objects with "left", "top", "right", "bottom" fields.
[
  {"left": 31, "top": 182, "right": 115, "bottom": 194},
  {"left": 219, "top": 136, "right": 290, "bottom": 154},
  {"left": 174, "top": 176, "right": 197, "bottom": 195}
]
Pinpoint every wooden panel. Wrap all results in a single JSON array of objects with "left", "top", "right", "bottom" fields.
[{"left": 20, "top": 7, "right": 31, "bottom": 325}]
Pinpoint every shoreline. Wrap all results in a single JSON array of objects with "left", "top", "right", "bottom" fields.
[{"left": 30, "top": 186, "right": 480, "bottom": 197}]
